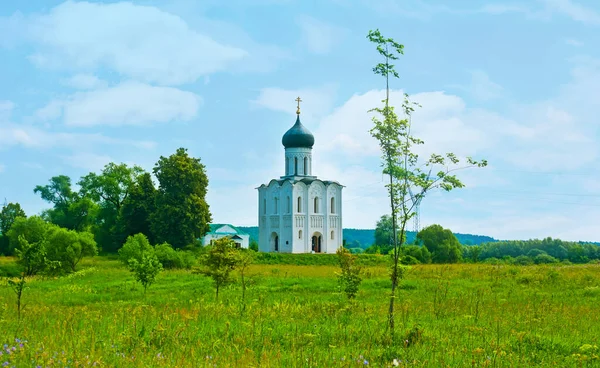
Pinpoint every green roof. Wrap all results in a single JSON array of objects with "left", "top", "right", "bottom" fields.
[{"left": 208, "top": 224, "right": 248, "bottom": 235}]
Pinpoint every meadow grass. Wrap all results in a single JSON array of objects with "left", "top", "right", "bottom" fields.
[{"left": 1, "top": 257, "right": 600, "bottom": 367}]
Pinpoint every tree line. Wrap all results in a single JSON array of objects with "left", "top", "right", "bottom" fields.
[
  {"left": 358, "top": 215, "right": 600, "bottom": 265},
  {"left": 0, "top": 147, "right": 212, "bottom": 258}
]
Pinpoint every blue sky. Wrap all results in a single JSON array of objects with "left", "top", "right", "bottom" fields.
[{"left": 0, "top": 0, "right": 599, "bottom": 241}]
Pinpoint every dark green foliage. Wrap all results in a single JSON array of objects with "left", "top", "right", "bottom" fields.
[
  {"left": 154, "top": 242, "right": 195, "bottom": 269},
  {"left": 400, "top": 245, "right": 431, "bottom": 264},
  {"left": 474, "top": 237, "right": 599, "bottom": 263},
  {"left": 79, "top": 163, "right": 144, "bottom": 253},
  {"left": 8, "top": 216, "right": 97, "bottom": 275},
  {"left": 34, "top": 175, "right": 97, "bottom": 231},
  {"left": 13, "top": 235, "right": 53, "bottom": 276},
  {"left": 151, "top": 148, "right": 212, "bottom": 249},
  {"left": 534, "top": 254, "right": 558, "bottom": 264},
  {"left": 119, "top": 172, "right": 157, "bottom": 244},
  {"left": 249, "top": 239, "right": 259, "bottom": 252},
  {"left": 374, "top": 215, "right": 394, "bottom": 247},
  {"left": 237, "top": 225, "right": 495, "bottom": 249},
  {"left": 45, "top": 226, "right": 97, "bottom": 273},
  {"left": 0, "top": 201, "right": 26, "bottom": 255},
  {"left": 7, "top": 216, "right": 50, "bottom": 272},
  {"left": 418, "top": 225, "right": 462, "bottom": 263},
  {"left": 513, "top": 255, "right": 534, "bottom": 266},
  {"left": 118, "top": 233, "right": 153, "bottom": 266}
]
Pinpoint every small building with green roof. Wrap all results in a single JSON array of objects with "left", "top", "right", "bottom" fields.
[{"left": 201, "top": 223, "right": 250, "bottom": 249}]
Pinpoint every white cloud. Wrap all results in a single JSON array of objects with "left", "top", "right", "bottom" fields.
[
  {"left": 296, "top": 15, "right": 346, "bottom": 54},
  {"left": 35, "top": 100, "right": 63, "bottom": 121},
  {"left": 541, "top": 0, "right": 600, "bottom": 25},
  {"left": 37, "top": 81, "right": 201, "bottom": 127},
  {"left": 252, "top": 55, "right": 600, "bottom": 233},
  {"left": 61, "top": 74, "right": 108, "bottom": 90},
  {"left": 477, "top": 4, "right": 530, "bottom": 15},
  {"left": 61, "top": 152, "right": 113, "bottom": 172},
  {"left": 22, "top": 1, "right": 247, "bottom": 85},
  {"left": 564, "top": 38, "right": 584, "bottom": 46},
  {"left": 0, "top": 100, "right": 15, "bottom": 120},
  {"left": 0, "top": 123, "right": 156, "bottom": 151},
  {"left": 469, "top": 70, "right": 504, "bottom": 101}
]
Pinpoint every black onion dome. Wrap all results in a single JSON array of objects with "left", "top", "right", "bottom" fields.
[{"left": 282, "top": 115, "right": 314, "bottom": 149}]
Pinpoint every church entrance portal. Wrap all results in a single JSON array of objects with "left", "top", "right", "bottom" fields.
[
  {"left": 271, "top": 232, "right": 279, "bottom": 252},
  {"left": 311, "top": 232, "right": 322, "bottom": 253}
]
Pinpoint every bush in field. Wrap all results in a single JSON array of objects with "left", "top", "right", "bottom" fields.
[
  {"left": 129, "top": 252, "right": 163, "bottom": 295},
  {"left": 118, "top": 233, "right": 153, "bottom": 266},
  {"left": 119, "top": 233, "right": 162, "bottom": 294},
  {"left": 534, "top": 254, "right": 558, "bottom": 264},
  {"left": 336, "top": 246, "right": 362, "bottom": 299},
  {"left": 513, "top": 255, "right": 534, "bottom": 266},
  {"left": 400, "top": 255, "right": 420, "bottom": 265},
  {"left": 155, "top": 242, "right": 195, "bottom": 269},
  {"left": 46, "top": 226, "right": 97, "bottom": 273},
  {"left": 196, "top": 237, "right": 239, "bottom": 301},
  {"left": 8, "top": 217, "right": 95, "bottom": 275}
]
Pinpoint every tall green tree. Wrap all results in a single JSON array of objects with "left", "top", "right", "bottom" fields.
[
  {"left": 79, "top": 163, "right": 144, "bottom": 252},
  {"left": 152, "top": 148, "right": 212, "bottom": 249},
  {"left": 374, "top": 215, "right": 393, "bottom": 246},
  {"left": 0, "top": 201, "right": 26, "bottom": 255},
  {"left": 417, "top": 224, "right": 462, "bottom": 263},
  {"left": 366, "top": 29, "right": 487, "bottom": 338},
  {"left": 34, "top": 175, "right": 97, "bottom": 231},
  {"left": 119, "top": 172, "right": 157, "bottom": 243}
]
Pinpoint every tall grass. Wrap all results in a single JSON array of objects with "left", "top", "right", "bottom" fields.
[{"left": 1, "top": 258, "right": 599, "bottom": 367}]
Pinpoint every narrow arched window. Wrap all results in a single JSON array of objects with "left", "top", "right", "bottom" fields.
[
  {"left": 263, "top": 199, "right": 266, "bottom": 214},
  {"left": 314, "top": 197, "right": 319, "bottom": 213},
  {"left": 299, "top": 230, "right": 302, "bottom": 239},
  {"left": 297, "top": 196, "right": 302, "bottom": 212},
  {"left": 274, "top": 197, "right": 278, "bottom": 214},
  {"left": 331, "top": 230, "right": 334, "bottom": 240},
  {"left": 330, "top": 197, "right": 335, "bottom": 214},
  {"left": 294, "top": 157, "right": 298, "bottom": 175},
  {"left": 287, "top": 196, "right": 290, "bottom": 213},
  {"left": 303, "top": 157, "right": 308, "bottom": 175}
]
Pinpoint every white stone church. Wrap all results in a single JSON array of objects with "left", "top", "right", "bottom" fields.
[{"left": 257, "top": 98, "right": 343, "bottom": 253}]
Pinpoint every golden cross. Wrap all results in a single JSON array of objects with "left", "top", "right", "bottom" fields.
[{"left": 295, "top": 96, "right": 302, "bottom": 115}]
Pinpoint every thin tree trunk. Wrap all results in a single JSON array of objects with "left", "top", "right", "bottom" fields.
[
  {"left": 384, "top": 46, "right": 399, "bottom": 340},
  {"left": 388, "top": 169, "right": 398, "bottom": 338}
]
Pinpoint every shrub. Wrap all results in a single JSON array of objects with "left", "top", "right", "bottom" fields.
[
  {"left": 128, "top": 252, "right": 163, "bottom": 295},
  {"left": 527, "top": 249, "right": 547, "bottom": 257},
  {"left": 155, "top": 242, "right": 195, "bottom": 269},
  {"left": 336, "top": 247, "right": 362, "bottom": 299},
  {"left": 534, "top": 254, "right": 558, "bottom": 264},
  {"left": 400, "top": 255, "right": 420, "bottom": 265},
  {"left": 513, "top": 255, "right": 534, "bottom": 266},
  {"left": 118, "top": 233, "right": 153, "bottom": 266}
]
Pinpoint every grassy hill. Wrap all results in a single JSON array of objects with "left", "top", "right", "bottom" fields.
[{"left": 237, "top": 226, "right": 496, "bottom": 248}]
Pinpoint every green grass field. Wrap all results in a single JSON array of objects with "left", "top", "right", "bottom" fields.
[{"left": 1, "top": 257, "right": 600, "bottom": 367}]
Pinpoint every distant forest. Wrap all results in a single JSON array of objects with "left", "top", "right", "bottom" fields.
[{"left": 237, "top": 226, "right": 497, "bottom": 249}]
